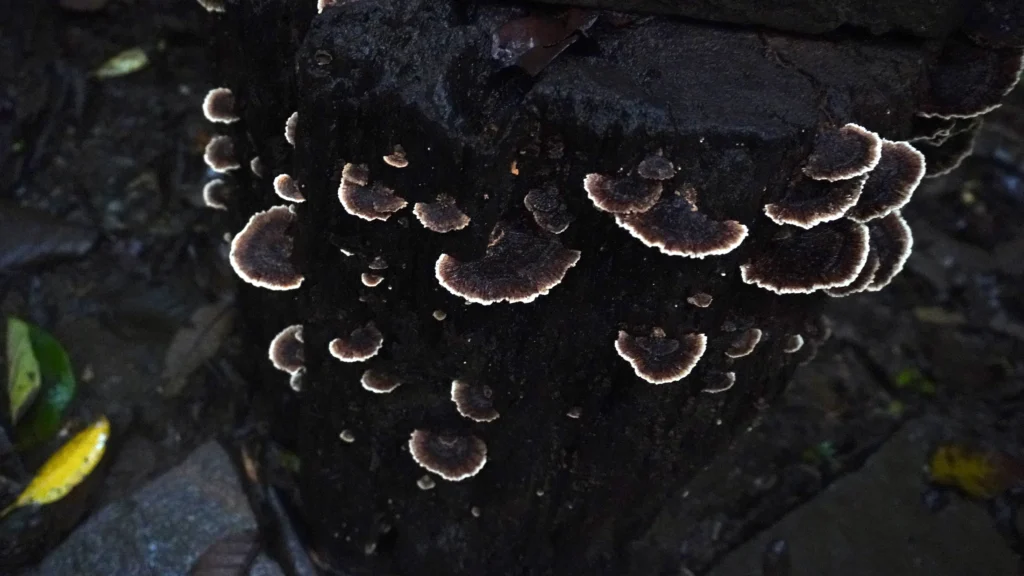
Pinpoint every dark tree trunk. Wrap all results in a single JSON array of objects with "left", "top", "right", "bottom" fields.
[{"left": 208, "top": 1, "right": 1021, "bottom": 574}]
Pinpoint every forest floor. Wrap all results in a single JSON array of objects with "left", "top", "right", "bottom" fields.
[{"left": 1, "top": 1, "right": 1023, "bottom": 575}]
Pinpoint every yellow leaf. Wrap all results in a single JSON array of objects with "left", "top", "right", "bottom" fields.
[
  {"left": 93, "top": 48, "right": 149, "bottom": 79},
  {"left": 2, "top": 416, "right": 110, "bottom": 518},
  {"left": 929, "top": 444, "right": 1022, "bottom": 500},
  {"left": 6, "top": 317, "right": 42, "bottom": 424}
]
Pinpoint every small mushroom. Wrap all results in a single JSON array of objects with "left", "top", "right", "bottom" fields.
[
  {"left": 196, "top": 0, "right": 225, "bottom": 12},
  {"left": 417, "top": 475, "right": 436, "bottom": 490},
  {"left": 864, "top": 211, "right": 913, "bottom": 291},
  {"left": 763, "top": 175, "right": 866, "bottom": 229},
  {"left": 566, "top": 407, "right": 582, "bottom": 419},
  {"left": 435, "top": 223, "right": 580, "bottom": 305},
  {"left": 250, "top": 156, "right": 265, "bottom": 178},
  {"left": 803, "top": 123, "right": 882, "bottom": 182},
  {"left": 408, "top": 430, "right": 488, "bottom": 481},
  {"left": 725, "top": 328, "right": 762, "bottom": 358},
  {"left": 203, "top": 135, "right": 240, "bottom": 173},
  {"left": 383, "top": 145, "right": 409, "bottom": 168},
  {"left": 285, "top": 112, "right": 298, "bottom": 146},
  {"left": 687, "top": 292, "right": 713, "bottom": 308},
  {"left": 740, "top": 219, "right": 869, "bottom": 294},
  {"left": 340, "top": 429, "right": 356, "bottom": 443},
  {"left": 273, "top": 174, "right": 305, "bottom": 203},
  {"left": 583, "top": 173, "right": 662, "bottom": 214},
  {"left": 202, "top": 88, "right": 238, "bottom": 124},
  {"left": 289, "top": 367, "right": 305, "bottom": 392},
  {"left": 432, "top": 310, "right": 447, "bottom": 321},
  {"left": 918, "top": 39, "right": 1024, "bottom": 119},
  {"left": 339, "top": 164, "right": 408, "bottom": 221},
  {"left": 637, "top": 155, "right": 676, "bottom": 181},
  {"left": 361, "top": 369, "right": 402, "bottom": 393},
  {"left": 361, "top": 273, "right": 384, "bottom": 287},
  {"left": 202, "top": 179, "right": 231, "bottom": 210},
  {"left": 702, "top": 371, "right": 736, "bottom": 394},
  {"left": 783, "top": 334, "right": 805, "bottom": 354},
  {"left": 229, "top": 206, "right": 304, "bottom": 290},
  {"left": 268, "top": 324, "right": 304, "bottom": 374},
  {"left": 413, "top": 195, "right": 470, "bottom": 233},
  {"left": 845, "top": 141, "right": 926, "bottom": 223},
  {"left": 615, "top": 327, "right": 707, "bottom": 384},
  {"left": 451, "top": 380, "right": 500, "bottom": 422},
  {"left": 329, "top": 323, "right": 384, "bottom": 363},
  {"left": 524, "top": 186, "right": 574, "bottom": 234},
  {"left": 615, "top": 196, "right": 748, "bottom": 258},
  {"left": 368, "top": 256, "right": 388, "bottom": 270}
]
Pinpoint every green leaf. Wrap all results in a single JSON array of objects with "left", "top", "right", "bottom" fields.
[
  {"left": 6, "top": 317, "right": 42, "bottom": 424},
  {"left": 93, "top": 47, "right": 149, "bottom": 79},
  {"left": 16, "top": 324, "right": 77, "bottom": 449}
]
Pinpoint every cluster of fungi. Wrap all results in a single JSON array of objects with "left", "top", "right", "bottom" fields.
[{"left": 196, "top": 0, "right": 1023, "bottom": 493}]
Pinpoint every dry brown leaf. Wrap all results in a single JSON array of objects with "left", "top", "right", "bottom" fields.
[{"left": 161, "top": 298, "right": 235, "bottom": 396}]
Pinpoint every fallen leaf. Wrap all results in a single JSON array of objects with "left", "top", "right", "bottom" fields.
[
  {"left": 93, "top": 47, "right": 149, "bottom": 79},
  {"left": 161, "top": 298, "right": 235, "bottom": 396},
  {"left": 0, "top": 202, "right": 98, "bottom": 270},
  {"left": 16, "top": 323, "right": 77, "bottom": 449},
  {"left": 189, "top": 529, "right": 261, "bottom": 576},
  {"left": 6, "top": 318, "right": 41, "bottom": 424},
  {"left": 929, "top": 444, "right": 1024, "bottom": 500},
  {"left": 2, "top": 416, "right": 109, "bottom": 518}
]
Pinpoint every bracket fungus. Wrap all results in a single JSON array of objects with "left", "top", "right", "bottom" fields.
[
  {"left": 845, "top": 141, "right": 926, "bottom": 222},
  {"left": 368, "top": 256, "right": 388, "bottom": 270},
  {"left": 451, "top": 380, "right": 500, "bottom": 422},
  {"left": 361, "top": 273, "right": 384, "bottom": 287},
  {"left": 740, "top": 219, "right": 869, "bottom": 294},
  {"left": 229, "top": 206, "right": 304, "bottom": 290},
  {"left": 763, "top": 175, "right": 865, "bottom": 229},
  {"left": 524, "top": 186, "right": 574, "bottom": 234},
  {"left": 361, "top": 369, "right": 402, "bottom": 394},
  {"left": 802, "top": 123, "right": 882, "bottom": 182},
  {"left": 273, "top": 174, "right": 306, "bottom": 203},
  {"left": 614, "top": 328, "right": 707, "bottom": 384},
  {"left": 725, "top": 328, "right": 762, "bottom": 358},
  {"left": 614, "top": 196, "right": 748, "bottom": 258},
  {"left": 919, "top": 129, "right": 978, "bottom": 178},
  {"left": 583, "top": 173, "right": 662, "bottom": 214},
  {"left": 203, "top": 135, "right": 240, "bottom": 173},
  {"left": 637, "top": 154, "right": 676, "bottom": 181},
  {"left": 289, "top": 367, "right": 305, "bottom": 392},
  {"left": 864, "top": 211, "right": 913, "bottom": 291},
  {"left": 329, "top": 323, "right": 384, "bottom": 363},
  {"left": 249, "top": 156, "right": 265, "bottom": 178},
  {"left": 687, "top": 292, "right": 713, "bottom": 308},
  {"left": 413, "top": 195, "right": 470, "bottom": 233},
  {"left": 268, "top": 324, "right": 304, "bottom": 374},
  {"left": 703, "top": 371, "right": 736, "bottom": 394},
  {"left": 918, "top": 40, "right": 1024, "bottom": 119},
  {"left": 417, "top": 475, "right": 436, "bottom": 491},
  {"left": 284, "top": 112, "right": 298, "bottom": 146},
  {"left": 408, "top": 430, "right": 488, "bottom": 482},
  {"left": 383, "top": 145, "right": 409, "bottom": 168},
  {"left": 783, "top": 334, "right": 805, "bottom": 354},
  {"left": 195, "top": 0, "right": 225, "bottom": 12},
  {"left": 339, "top": 163, "right": 408, "bottom": 222},
  {"left": 202, "top": 179, "right": 230, "bottom": 210},
  {"left": 824, "top": 252, "right": 880, "bottom": 297},
  {"left": 435, "top": 223, "right": 580, "bottom": 305},
  {"left": 202, "top": 88, "right": 239, "bottom": 124}
]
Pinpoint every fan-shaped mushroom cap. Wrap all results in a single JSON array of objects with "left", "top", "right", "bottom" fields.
[
  {"left": 229, "top": 206, "right": 304, "bottom": 290},
  {"left": 416, "top": 475, "right": 436, "bottom": 490},
  {"left": 203, "top": 135, "right": 240, "bottom": 173},
  {"left": 614, "top": 328, "right": 707, "bottom": 384},
  {"left": 361, "top": 273, "right": 384, "bottom": 287},
  {"left": 783, "top": 334, "right": 805, "bottom": 353},
  {"left": 383, "top": 145, "right": 408, "bottom": 168},
  {"left": 803, "top": 124, "right": 882, "bottom": 182},
  {"left": 202, "top": 179, "right": 230, "bottom": 210},
  {"left": 846, "top": 141, "right": 926, "bottom": 222},
  {"left": 637, "top": 155, "right": 676, "bottom": 181},
  {"left": 435, "top": 223, "right": 580, "bottom": 305},
  {"left": 196, "top": 0, "right": 224, "bottom": 12},
  {"left": 273, "top": 174, "right": 305, "bottom": 203},
  {"left": 250, "top": 156, "right": 265, "bottom": 178},
  {"left": 202, "top": 88, "right": 238, "bottom": 124},
  {"left": 284, "top": 112, "right": 298, "bottom": 146},
  {"left": 740, "top": 219, "right": 869, "bottom": 294},
  {"left": 825, "top": 252, "right": 880, "bottom": 297},
  {"left": 864, "top": 211, "right": 913, "bottom": 291},
  {"left": 764, "top": 175, "right": 866, "bottom": 229},
  {"left": 361, "top": 369, "right": 402, "bottom": 393},
  {"left": 451, "top": 380, "right": 500, "bottom": 422},
  {"left": 289, "top": 367, "right": 305, "bottom": 392},
  {"left": 368, "top": 256, "right": 388, "bottom": 270},
  {"left": 918, "top": 40, "right": 1024, "bottom": 119},
  {"left": 583, "top": 173, "right": 662, "bottom": 214},
  {"left": 919, "top": 128, "right": 978, "bottom": 178},
  {"left": 725, "top": 328, "right": 762, "bottom": 358},
  {"left": 413, "top": 195, "right": 470, "bottom": 233},
  {"left": 615, "top": 196, "right": 748, "bottom": 258},
  {"left": 339, "top": 164, "right": 408, "bottom": 221},
  {"left": 408, "top": 430, "right": 487, "bottom": 481},
  {"left": 687, "top": 292, "right": 713, "bottom": 308},
  {"left": 524, "top": 186, "right": 574, "bottom": 234},
  {"left": 703, "top": 371, "right": 736, "bottom": 394},
  {"left": 329, "top": 323, "right": 384, "bottom": 362},
  {"left": 269, "top": 324, "right": 304, "bottom": 374}
]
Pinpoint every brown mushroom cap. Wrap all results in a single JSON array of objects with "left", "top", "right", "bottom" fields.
[
  {"left": 615, "top": 196, "right": 748, "bottom": 258},
  {"left": 339, "top": 164, "right": 408, "bottom": 221},
  {"left": 725, "top": 328, "right": 762, "bottom": 358},
  {"left": 739, "top": 219, "right": 869, "bottom": 294},
  {"left": 202, "top": 179, "right": 231, "bottom": 210},
  {"left": 637, "top": 155, "right": 676, "bottom": 181},
  {"left": 202, "top": 88, "right": 238, "bottom": 124},
  {"left": 408, "top": 430, "right": 488, "bottom": 482},
  {"left": 764, "top": 175, "right": 866, "bottom": 229},
  {"left": 703, "top": 371, "right": 736, "bottom": 394},
  {"left": 361, "top": 369, "right": 402, "bottom": 393},
  {"left": 284, "top": 112, "right": 298, "bottom": 146},
  {"left": 249, "top": 156, "right": 265, "bottom": 178},
  {"left": 825, "top": 252, "right": 880, "bottom": 297},
  {"left": 783, "top": 334, "right": 805, "bottom": 354},
  {"left": 451, "top": 380, "right": 500, "bottom": 422},
  {"left": 361, "top": 273, "right": 384, "bottom": 287},
  {"left": 288, "top": 367, "right": 305, "bottom": 392},
  {"left": 268, "top": 324, "right": 304, "bottom": 374},
  {"left": 583, "top": 173, "right": 662, "bottom": 214},
  {"left": 229, "top": 205, "right": 304, "bottom": 290},
  {"left": 524, "top": 186, "right": 574, "bottom": 234},
  {"left": 846, "top": 141, "right": 926, "bottom": 222},
  {"left": 687, "top": 292, "right": 713, "bottom": 308},
  {"left": 435, "top": 223, "right": 580, "bottom": 305},
  {"left": 614, "top": 328, "right": 707, "bottom": 384},
  {"left": 203, "top": 135, "right": 240, "bottom": 173},
  {"left": 413, "top": 195, "right": 470, "bottom": 233},
  {"left": 803, "top": 123, "right": 882, "bottom": 182},
  {"left": 918, "top": 40, "right": 1024, "bottom": 119},
  {"left": 273, "top": 174, "right": 306, "bottom": 203},
  {"left": 864, "top": 211, "right": 913, "bottom": 291},
  {"left": 383, "top": 145, "right": 409, "bottom": 168},
  {"left": 329, "top": 323, "right": 384, "bottom": 362}
]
